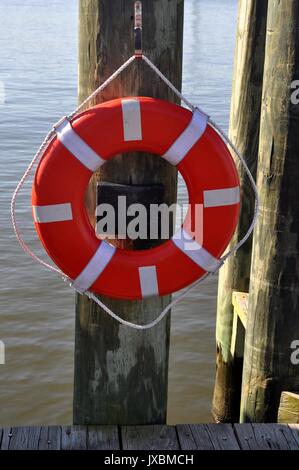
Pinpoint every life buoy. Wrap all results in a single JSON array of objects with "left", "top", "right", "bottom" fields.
[{"left": 32, "top": 97, "right": 240, "bottom": 299}]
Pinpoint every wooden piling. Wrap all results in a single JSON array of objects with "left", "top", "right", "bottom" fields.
[
  {"left": 240, "top": 0, "right": 299, "bottom": 422},
  {"left": 212, "top": 0, "right": 268, "bottom": 422},
  {"left": 73, "top": 0, "right": 184, "bottom": 425}
]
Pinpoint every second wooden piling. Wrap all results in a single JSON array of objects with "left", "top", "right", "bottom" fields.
[
  {"left": 240, "top": 0, "right": 299, "bottom": 422},
  {"left": 212, "top": 0, "right": 268, "bottom": 422}
]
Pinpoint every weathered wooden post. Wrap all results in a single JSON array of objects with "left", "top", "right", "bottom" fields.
[
  {"left": 212, "top": 0, "right": 268, "bottom": 422},
  {"left": 240, "top": 0, "right": 299, "bottom": 422},
  {"left": 73, "top": 0, "right": 184, "bottom": 425}
]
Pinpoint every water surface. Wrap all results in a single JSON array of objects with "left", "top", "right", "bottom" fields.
[{"left": 0, "top": 0, "right": 237, "bottom": 425}]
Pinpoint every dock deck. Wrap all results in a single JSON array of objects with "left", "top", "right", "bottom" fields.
[{"left": 0, "top": 424, "right": 299, "bottom": 450}]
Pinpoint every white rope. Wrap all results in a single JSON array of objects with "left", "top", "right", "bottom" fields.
[
  {"left": 142, "top": 55, "right": 196, "bottom": 112},
  {"left": 11, "top": 129, "right": 67, "bottom": 278},
  {"left": 11, "top": 53, "right": 259, "bottom": 330}
]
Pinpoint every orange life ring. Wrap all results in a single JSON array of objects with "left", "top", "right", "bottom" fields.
[{"left": 32, "top": 97, "right": 240, "bottom": 299}]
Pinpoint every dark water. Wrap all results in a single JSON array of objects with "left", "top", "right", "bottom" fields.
[{"left": 0, "top": 0, "right": 237, "bottom": 425}]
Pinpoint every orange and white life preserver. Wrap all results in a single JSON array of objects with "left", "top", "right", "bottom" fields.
[{"left": 32, "top": 97, "right": 240, "bottom": 300}]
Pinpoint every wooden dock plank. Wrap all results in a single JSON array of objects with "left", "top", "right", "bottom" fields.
[
  {"left": 0, "top": 424, "right": 298, "bottom": 450},
  {"left": 38, "top": 426, "right": 61, "bottom": 450},
  {"left": 87, "top": 426, "right": 120, "bottom": 450},
  {"left": 121, "top": 425, "right": 180, "bottom": 450},
  {"left": 9, "top": 427, "right": 29, "bottom": 450},
  {"left": 0, "top": 428, "right": 12, "bottom": 450},
  {"left": 48, "top": 426, "right": 62, "bottom": 450},
  {"left": 251, "top": 423, "right": 299, "bottom": 450},
  {"left": 206, "top": 424, "right": 240, "bottom": 450},
  {"left": 278, "top": 392, "right": 299, "bottom": 423},
  {"left": 232, "top": 291, "right": 248, "bottom": 328},
  {"left": 38, "top": 426, "right": 48, "bottom": 450},
  {"left": 27, "top": 426, "right": 41, "bottom": 450},
  {"left": 61, "top": 425, "right": 87, "bottom": 450},
  {"left": 38, "top": 426, "right": 49, "bottom": 450},
  {"left": 234, "top": 423, "right": 270, "bottom": 450},
  {"left": 276, "top": 424, "right": 299, "bottom": 450},
  {"left": 176, "top": 424, "right": 197, "bottom": 450},
  {"left": 288, "top": 424, "right": 299, "bottom": 447},
  {"left": 189, "top": 425, "right": 215, "bottom": 450}
]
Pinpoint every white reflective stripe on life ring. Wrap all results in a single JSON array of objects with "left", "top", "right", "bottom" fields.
[
  {"left": 204, "top": 186, "right": 240, "bottom": 207},
  {"left": 33, "top": 203, "right": 73, "bottom": 223},
  {"left": 56, "top": 119, "right": 105, "bottom": 171},
  {"left": 138, "top": 265, "right": 159, "bottom": 298},
  {"left": 121, "top": 98, "right": 143, "bottom": 141},
  {"left": 172, "top": 228, "right": 221, "bottom": 272},
  {"left": 72, "top": 241, "right": 116, "bottom": 293},
  {"left": 162, "top": 109, "right": 208, "bottom": 166}
]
